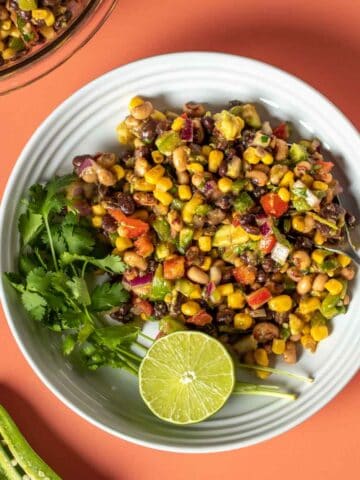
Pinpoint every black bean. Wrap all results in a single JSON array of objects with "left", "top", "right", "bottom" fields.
[
  {"left": 54, "top": 10, "right": 72, "bottom": 31},
  {"left": 134, "top": 146, "right": 151, "bottom": 158},
  {"left": 320, "top": 203, "right": 344, "bottom": 221},
  {"left": 156, "top": 120, "right": 171, "bottom": 135},
  {"left": 273, "top": 312, "right": 289, "bottom": 325},
  {"left": 216, "top": 307, "right": 234, "bottom": 325},
  {"left": 252, "top": 186, "right": 267, "bottom": 198},
  {"left": 262, "top": 258, "right": 278, "bottom": 273},
  {"left": 185, "top": 246, "right": 204, "bottom": 267},
  {"left": 110, "top": 303, "right": 132, "bottom": 322},
  {"left": 253, "top": 322, "right": 279, "bottom": 343},
  {"left": 170, "top": 292, "right": 186, "bottom": 316},
  {"left": 221, "top": 267, "right": 234, "bottom": 282},
  {"left": 239, "top": 251, "right": 257, "bottom": 266},
  {"left": 256, "top": 269, "right": 267, "bottom": 283},
  {"left": 346, "top": 212, "right": 356, "bottom": 227},
  {"left": 215, "top": 195, "right": 232, "bottom": 210},
  {"left": 192, "top": 215, "right": 205, "bottom": 228},
  {"left": 140, "top": 119, "right": 157, "bottom": 144},
  {"left": 17, "top": 9, "right": 32, "bottom": 21},
  {"left": 228, "top": 100, "right": 242, "bottom": 108},
  {"left": 218, "top": 159, "right": 228, "bottom": 177},
  {"left": 111, "top": 192, "right": 136, "bottom": 215},
  {"left": 147, "top": 259, "right": 157, "bottom": 273},
  {"left": 201, "top": 116, "right": 215, "bottom": 134},
  {"left": 202, "top": 225, "right": 217, "bottom": 236},
  {"left": 101, "top": 214, "right": 118, "bottom": 233},
  {"left": 294, "top": 236, "right": 313, "bottom": 250},
  {"left": 206, "top": 208, "right": 226, "bottom": 225},
  {"left": 153, "top": 302, "right": 168, "bottom": 319},
  {"left": 72, "top": 154, "right": 93, "bottom": 171}
]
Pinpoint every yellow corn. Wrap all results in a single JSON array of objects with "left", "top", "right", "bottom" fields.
[
  {"left": 277, "top": 187, "right": 290, "bottom": 202},
  {"left": 44, "top": 10, "right": 55, "bottom": 26},
  {"left": 301, "top": 174, "right": 313, "bottom": 187},
  {"left": 228, "top": 291, "right": 245, "bottom": 309},
  {"left": 39, "top": 25, "right": 55, "bottom": 40},
  {"left": 164, "top": 293, "right": 173, "bottom": 304},
  {"left": 324, "top": 279, "right": 343, "bottom": 295},
  {"left": 182, "top": 193, "right": 203, "bottom": 223},
  {"left": 181, "top": 301, "right": 201, "bottom": 316},
  {"left": 189, "top": 285, "right": 202, "bottom": 299},
  {"left": 9, "top": 27, "right": 20, "bottom": 38},
  {"left": 310, "top": 325, "right": 329, "bottom": 341},
  {"left": 115, "top": 236, "right": 133, "bottom": 252},
  {"left": 154, "top": 189, "right": 173, "bottom": 206},
  {"left": 91, "top": 204, "right": 106, "bottom": 216},
  {"left": 261, "top": 152, "right": 274, "bottom": 165},
  {"left": 198, "top": 236, "right": 212, "bottom": 252},
  {"left": 218, "top": 177, "right": 233, "bottom": 193},
  {"left": 272, "top": 338, "right": 286, "bottom": 355},
  {"left": 91, "top": 216, "right": 103, "bottom": 228},
  {"left": 2, "top": 48, "right": 15, "bottom": 60},
  {"left": 312, "top": 180, "right": 328, "bottom": 191},
  {"left": 301, "top": 334, "right": 317, "bottom": 352},
  {"left": 187, "top": 163, "right": 204, "bottom": 174},
  {"left": 201, "top": 256, "right": 212, "bottom": 271},
  {"left": 289, "top": 313, "right": 304, "bottom": 335},
  {"left": 292, "top": 215, "right": 305, "bottom": 233},
  {"left": 337, "top": 254, "right": 351, "bottom": 268},
  {"left": 145, "top": 165, "right": 165, "bottom": 184},
  {"left": 156, "top": 177, "right": 173, "bottom": 192},
  {"left": 217, "top": 283, "right": 234, "bottom": 296},
  {"left": 234, "top": 313, "right": 253, "bottom": 330},
  {"left": 129, "top": 96, "right": 143, "bottom": 110},
  {"left": 208, "top": 150, "right": 224, "bottom": 172},
  {"left": 311, "top": 249, "right": 328, "bottom": 264},
  {"left": 243, "top": 146, "right": 261, "bottom": 164},
  {"left": 178, "top": 185, "right": 192, "bottom": 200},
  {"left": 268, "top": 295, "right": 293, "bottom": 313},
  {"left": 116, "top": 121, "right": 134, "bottom": 145},
  {"left": 314, "top": 230, "right": 325, "bottom": 245},
  {"left": 254, "top": 348, "right": 269, "bottom": 367},
  {"left": 171, "top": 116, "right": 185, "bottom": 131},
  {"left": 1, "top": 20, "right": 11, "bottom": 30},
  {"left": 133, "top": 179, "right": 155, "bottom": 191},
  {"left": 111, "top": 164, "right": 125, "bottom": 180},
  {"left": 298, "top": 297, "right": 320, "bottom": 315},
  {"left": 280, "top": 171, "right": 294, "bottom": 187},
  {"left": 302, "top": 325, "right": 311, "bottom": 334},
  {"left": 201, "top": 145, "right": 211, "bottom": 157},
  {"left": 151, "top": 151, "right": 164, "bottom": 164}
]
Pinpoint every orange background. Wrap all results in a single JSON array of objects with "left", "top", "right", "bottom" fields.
[{"left": 1, "top": 1, "right": 360, "bottom": 479}]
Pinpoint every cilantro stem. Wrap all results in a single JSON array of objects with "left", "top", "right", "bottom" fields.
[
  {"left": 233, "top": 384, "right": 296, "bottom": 400},
  {"left": 34, "top": 249, "right": 47, "bottom": 270},
  {"left": 237, "top": 363, "right": 314, "bottom": 383},
  {"left": 43, "top": 216, "right": 58, "bottom": 271},
  {"left": 81, "top": 261, "right": 88, "bottom": 279},
  {"left": 117, "top": 347, "right": 142, "bottom": 364}
]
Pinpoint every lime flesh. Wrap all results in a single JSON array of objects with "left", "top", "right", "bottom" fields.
[{"left": 139, "top": 331, "right": 235, "bottom": 424}]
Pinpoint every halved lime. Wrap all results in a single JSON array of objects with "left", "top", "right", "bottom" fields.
[{"left": 139, "top": 331, "right": 235, "bottom": 424}]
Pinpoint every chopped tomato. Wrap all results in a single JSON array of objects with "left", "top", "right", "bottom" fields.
[
  {"left": 108, "top": 208, "right": 149, "bottom": 239},
  {"left": 233, "top": 264, "right": 256, "bottom": 285},
  {"left": 163, "top": 255, "right": 185, "bottom": 280},
  {"left": 247, "top": 287, "right": 272, "bottom": 310},
  {"left": 259, "top": 234, "right": 276, "bottom": 254},
  {"left": 134, "top": 234, "right": 154, "bottom": 257},
  {"left": 314, "top": 160, "right": 334, "bottom": 174},
  {"left": 273, "top": 122, "right": 290, "bottom": 140},
  {"left": 260, "top": 193, "right": 288, "bottom": 218},
  {"left": 186, "top": 310, "right": 212, "bottom": 326},
  {"left": 132, "top": 297, "right": 153, "bottom": 317}
]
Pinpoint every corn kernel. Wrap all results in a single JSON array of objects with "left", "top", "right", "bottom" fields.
[
  {"left": 145, "top": 165, "right": 165, "bottom": 184},
  {"left": 156, "top": 177, "right": 173, "bottom": 192},
  {"left": 133, "top": 179, "right": 155, "bottom": 191},
  {"left": 261, "top": 152, "right": 274, "bottom": 165},
  {"left": 189, "top": 285, "right": 202, "bottom": 299},
  {"left": 171, "top": 116, "right": 185, "bottom": 131},
  {"left": 208, "top": 150, "right": 224, "bottom": 172},
  {"left": 314, "top": 230, "right": 325, "bottom": 245},
  {"left": 151, "top": 110, "right": 167, "bottom": 121},
  {"left": 218, "top": 177, "right": 233, "bottom": 193},
  {"left": 115, "top": 236, "right": 133, "bottom": 252},
  {"left": 228, "top": 291, "right": 245, "bottom": 309},
  {"left": 337, "top": 254, "right": 351, "bottom": 268},
  {"left": 289, "top": 313, "right": 304, "bottom": 335},
  {"left": 292, "top": 215, "right": 305, "bottom": 233},
  {"left": 44, "top": 10, "right": 55, "bottom": 26},
  {"left": 243, "top": 146, "right": 261, "bottom": 164},
  {"left": 272, "top": 338, "right": 286, "bottom": 355},
  {"left": 129, "top": 96, "right": 143, "bottom": 110},
  {"left": 154, "top": 189, "right": 173, "bottom": 206},
  {"left": 187, "top": 163, "right": 204, "bottom": 174},
  {"left": 164, "top": 293, "right": 172, "bottom": 303},
  {"left": 301, "top": 174, "right": 313, "bottom": 187},
  {"left": 254, "top": 348, "right": 269, "bottom": 367},
  {"left": 9, "top": 27, "right": 21, "bottom": 38},
  {"left": 92, "top": 216, "right": 103, "bottom": 228},
  {"left": 201, "top": 256, "right": 212, "bottom": 271},
  {"left": 91, "top": 204, "right": 106, "bottom": 216},
  {"left": 298, "top": 297, "right": 320, "bottom": 315},
  {"left": 324, "top": 279, "right": 343, "bottom": 295},
  {"left": 280, "top": 171, "right": 294, "bottom": 187},
  {"left": 234, "top": 313, "right": 253, "bottom": 330},
  {"left": 151, "top": 150, "right": 164, "bottom": 164},
  {"left": 182, "top": 193, "right": 203, "bottom": 222},
  {"left": 312, "top": 180, "right": 328, "bottom": 191},
  {"left": 116, "top": 121, "right": 134, "bottom": 145},
  {"left": 217, "top": 283, "right": 234, "bottom": 296},
  {"left": 181, "top": 301, "right": 201, "bottom": 316},
  {"left": 310, "top": 325, "right": 329, "bottom": 341},
  {"left": 301, "top": 334, "right": 317, "bottom": 352},
  {"left": 2, "top": 48, "right": 15, "bottom": 60},
  {"left": 1, "top": 20, "right": 11, "bottom": 31},
  {"left": 111, "top": 164, "right": 125, "bottom": 180},
  {"left": 311, "top": 249, "right": 328, "bottom": 264},
  {"left": 178, "top": 185, "right": 192, "bottom": 200},
  {"left": 277, "top": 187, "right": 290, "bottom": 202},
  {"left": 201, "top": 145, "right": 211, "bottom": 157},
  {"left": 268, "top": 295, "right": 293, "bottom": 313},
  {"left": 198, "top": 236, "right": 212, "bottom": 252}
]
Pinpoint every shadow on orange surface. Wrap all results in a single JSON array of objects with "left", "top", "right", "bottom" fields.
[{"left": 0, "top": 384, "right": 113, "bottom": 480}]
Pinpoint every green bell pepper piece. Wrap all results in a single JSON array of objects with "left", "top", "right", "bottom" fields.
[
  {"left": 155, "top": 131, "right": 181, "bottom": 155},
  {"left": 177, "top": 228, "right": 193, "bottom": 254},
  {"left": 152, "top": 217, "right": 171, "bottom": 242},
  {"left": 8, "top": 37, "right": 25, "bottom": 52},
  {"left": 149, "top": 265, "right": 172, "bottom": 301},
  {"left": 18, "top": 0, "right": 38, "bottom": 11},
  {"left": 233, "top": 191, "right": 254, "bottom": 213}
]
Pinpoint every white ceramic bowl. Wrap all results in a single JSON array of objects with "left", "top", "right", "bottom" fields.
[{"left": 1, "top": 52, "right": 359, "bottom": 452}]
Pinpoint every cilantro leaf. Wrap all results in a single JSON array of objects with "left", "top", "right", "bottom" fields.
[
  {"left": 26, "top": 267, "right": 50, "bottom": 292},
  {"left": 61, "top": 252, "right": 126, "bottom": 274},
  {"left": 18, "top": 211, "right": 43, "bottom": 245},
  {"left": 21, "top": 290, "right": 47, "bottom": 321},
  {"left": 90, "top": 282, "right": 130, "bottom": 312},
  {"left": 3, "top": 273, "right": 25, "bottom": 293},
  {"left": 93, "top": 325, "right": 139, "bottom": 350},
  {"left": 66, "top": 277, "right": 91, "bottom": 307},
  {"left": 62, "top": 225, "right": 95, "bottom": 255}
]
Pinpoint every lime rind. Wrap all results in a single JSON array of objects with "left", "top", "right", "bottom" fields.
[{"left": 139, "top": 331, "right": 235, "bottom": 425}]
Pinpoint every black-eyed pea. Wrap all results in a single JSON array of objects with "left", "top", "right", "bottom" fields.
[
  {"left": 246, "top": 169, "right": 268, "bottom": 187},
  {"left": 340, "top": 267, "right": 355, "bottom": 280},
  {"left": 292, "top": 250, "right": 311, "bottom": 271},
  {"left": 130, "top": 101, "right": 154, "bottom": 120},
  {"left": 123, "top": 251, "right": 147, "bottom": 271},
  {"left": 294, "top": 161, "right": 311, "bottom": 177},
  {"left": 312, "top": 273, "right": 328, "bottom": 292},
  {"left": 286, "top": 267, "right": 302, "bottom": 282},
  {"left": 97, "top": 168, "right": 117, "bottom": 186},
  {"left": 296, "top": 275, "right": 313, "bottom": 295}
]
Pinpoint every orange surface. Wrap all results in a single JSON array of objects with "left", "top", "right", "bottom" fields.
[{"left": 1, "top": 0, "right": 359, "bottom": 478}]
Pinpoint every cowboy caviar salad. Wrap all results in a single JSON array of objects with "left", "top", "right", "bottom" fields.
[{"left": 6, "top": 97, "right": 356, "bottom": 385}]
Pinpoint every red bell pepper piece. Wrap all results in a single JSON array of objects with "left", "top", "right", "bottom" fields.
[
  {"left": 186, "top": 310, "right": 212, "bottom": 326},
  {"left": 108, "top": 208, "right": 149, "bottom": 239},
  {"left": 260, "top": 193, "right": 288, "bottom": 218},
  {"left": 163, "top": 256, "right": 185, "bottom": 280},
  {"left": 134, "top": 234, "right": 154, "bottom": 257},
  {"left": 273, "top": 122, "right": 290, "bottom": 140},
  {"left": 259, "top": 234, "right": 277, "bottom": 254},
  {"left": 246, "top": 287, "right": 272, "bottom": 310}
]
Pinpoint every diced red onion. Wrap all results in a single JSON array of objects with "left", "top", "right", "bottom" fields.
[
  {"left": 128, "top": 273, "right": 154, "bottom": 287},
  {"left": 260, "top": 222, "right": 271, "bottom": 236},
  {"left": 73, "top": 199, "right": 92, "bottom": 216},
  {"left": 205, "top": 281, "right": 216, "bottom": 298},
  {"left": 72, "top": 155, "right": 96, "bottom": 176},
  {"left": 180, "top": 118, "right": 193, "bottom": 141}
]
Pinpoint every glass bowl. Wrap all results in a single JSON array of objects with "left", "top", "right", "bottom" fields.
[{"left": 0, "top": 0, "right": 117, "bottom": 95}]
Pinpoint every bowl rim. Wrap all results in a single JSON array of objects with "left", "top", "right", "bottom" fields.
[{"left": 0, "top": 51, "right": 359, "bottom": 453}]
